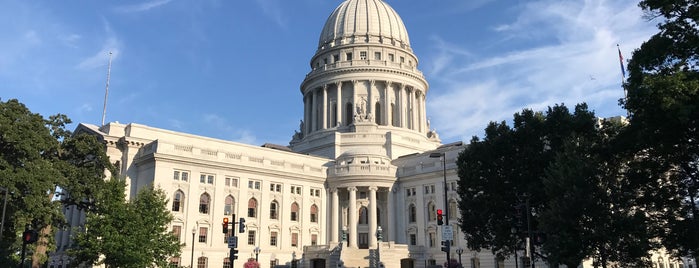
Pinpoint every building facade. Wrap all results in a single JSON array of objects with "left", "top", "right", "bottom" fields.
[{"left": 48, "top": 1, "right": 693, "bottom": 268}]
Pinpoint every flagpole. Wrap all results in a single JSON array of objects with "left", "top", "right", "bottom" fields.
[{"left": 101, "top": 51, "right": 113, "bottom": 127}]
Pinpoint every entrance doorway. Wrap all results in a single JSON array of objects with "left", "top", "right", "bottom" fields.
[{"left": 358, "top": 233, "right": 369, "bottom": 249}]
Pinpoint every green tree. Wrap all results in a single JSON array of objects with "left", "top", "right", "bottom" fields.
[
  {"left": 622, "top": 0, "right": 699, "bottom": 259},
  {"left": 69, "top": 179, "right": 182, "bottom": 267}
]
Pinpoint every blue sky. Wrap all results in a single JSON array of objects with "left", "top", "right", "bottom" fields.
[{"left": 1, "top": 0, "right": 658, "bottom": 146}]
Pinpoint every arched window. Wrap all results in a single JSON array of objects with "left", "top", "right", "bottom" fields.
[
  {"left": 199, "top": 193, "right": 210, "bottom": 214},
  {"left": 248, "top": 198, "right": 258, "bottom": 218},
  {"left": 409, "top": 204, "right": 417, "bottom": 223},
  {"left": 290, "top": 202, "right": 299, "bottom": 221},
  {"left": 172, "top": 190, "right": 184, "bottom": 212},
  {"left": 224, "top": 195, "right": 235, "bottom": 216},
  {"left": 345, "top": 102, "right": 353, "bottom": 124},
  {"left": 270, "top": 201, "right": 279, "bottom": 220},
  {"left": 427, "top": 202, "right": 436, "bottom": 221},
  {"left": 197, "top": 256, "right": 208, "bottom": 268},
  {"left": 375, "top": 102, "right": 381, "bottom": 124},
  {"left": 359, "top": 206, "right": 368, "bottom": 224},
  {"left": 310, "top": 204, "right": 318, "bottom": 223}
]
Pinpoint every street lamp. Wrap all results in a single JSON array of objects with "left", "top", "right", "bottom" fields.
[
  {"left": 430, "top": 152, "right": 450, "bottom": 266},
  {"left": 191, "top": 227, "right": 196, "bottom": 268},
  {"left": 254, "top": 246, "right": 261, "bottom": 263},
  {"left": 455, "top": 247, "right": 463, "bottom": 267}
]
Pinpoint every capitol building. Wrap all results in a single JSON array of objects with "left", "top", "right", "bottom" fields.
[{"left": 50, "top": 1, "right": 680, "bottom": 268}]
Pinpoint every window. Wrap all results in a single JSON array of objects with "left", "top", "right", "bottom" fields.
[
  {"left": 270, "top": 183, "right": 282, "bottom": 192},
  {"left": 224, "top": 227, "right": 233, "bottom": 243},
  {"left": 248, "top": 198, "right": 258, "bottom": 218},
  {"left": 430, "top": 185, "right": 435, "bottom": 193},
  {"left": 199, "top": 193, "right": 210, "bottom": 214},
  {"left": 172, "top": 226, "right": 182, "bottom": 243},
  {"left": 374, "top": 52, "right": 381, "bottom": 60},
  {"left": 270, "top": 231, "right": 278, "bottom": 246},
  {"left": 224, "top": 258, "right": 231, "bottom": 268},
  {"left": 310, "top": 204, "right": 318, "bottom": 223},
  {"left": 400, "top": 56, "right": 405, "bottom": 63},
  {"left": 495, "top": 258, "right": 505, "bottom": 268},
  {"left": 359, "top": 191, "right": 367, "bottom": 199},
  {"left": 470, "top": 257, "right": 480, "bottom": 268},
  {"left": 359, "top": 206, "right": 368, "bottom": 224},
  {"left": 360, "top": 51, "right": 367, "bottom": 60},
  {"left": 428, "top": 202, "right": 436, "bottom": 221},
  {"left": 224, "top": 196, "right": 235, "bottom": 216},
  {"left": 291, "top": 233, "right": 298, "bottom": 247},
  {"left": 291, "top": 186, "right": 302, "bottom": 195},
  {"left": 270, "top": 201, "right": 279, "bottom": 220},
  {"left": 199, "top": 227, "right": 207, "bottom": 243},
  {"left": 225, "top": 177, "right": 238, "bottom": 187},
  {"left": 424, "top": 186, "right": 429, "bottom": 194},
  {"left": 323, "top": 58, "right": 328, "bottom": 64},
  {"left": 200, "top": 174, "right": 214, "bottom": 184},
  {"left": 310, "top": 188, "right": 321, "bottom": 197},
  {"left": 409, "top": 204, "right": 416, "bottom": 223},
  {"left": 429, "top": 232, "right": 436, "bottom": 247},
  {"left": 333, "top": 54, "right": 339, "bottom": 62},
  {"left": 388, "top": 54, "right": 394, "bottom": 62},
  {"left": 291, "top": 202, "right": 299, "bottom": 221},
  {"left": 174, "top": 170, "right": 189, "bottom": 181},
  {"left": 197, "top": 256, "right": 207, "bottom": 268},
  {"left": 450, "top": 182, "right": 457, "bottom": 191},
  {"left": 271, "top": 259, "right": 279, "bottom": 268},
  {"left": 311, "top": 234, "right": 318, "bottom": 245},
  {"left": 247, "top": 230, "right": 256, "bottom": 245},
  {"left": 346, "top": 52, "right": 353, "bottom": 61},
  {"left": 248, "top": 180, "right": 261, "bottom": 190},
  {"left": 449, "top": 200, "right": 458, "bottom": 219},
  {"left": 428, "top": 259, "right": 436, "bottom": 266},
  {"left": 409, "top": 234, "right": 416, "bottom": 245},
  {"left": 172, "top": 191, "right": 184, "bottom": 212}
]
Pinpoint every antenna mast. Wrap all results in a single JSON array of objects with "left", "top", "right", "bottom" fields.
[{"left": 101, "top": 51, "right": 113, "bottom": 126}]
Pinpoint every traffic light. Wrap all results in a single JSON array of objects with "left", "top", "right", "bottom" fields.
[
  {"left": 222, "top": 217, "right": 229, "bottom": 234},
  {"left": 231, "top": 249, "right": 239, "bottom": 260},
  {"left": 23, "top": 230, "right": 38, "bottom": 244},
  {"left": 437, "top": 209, "right": 444, "bottom": 225},
  {"left": 238, "top": 217, "right": 246, "bottom": 233},
  {"left": 440, "top": 240, "right": 450, "bottom": 253}
]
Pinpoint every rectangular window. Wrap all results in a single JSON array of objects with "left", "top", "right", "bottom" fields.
[
  {"left": 248, "top": 230, "right": 256, "bottom": 245},
  {"left": 311, "top": 234, "right": 317, "bottom": 245},
  {"left": 429, "top": 233, "right": 435, "bottom": 247},
  {"left": 248, "top": 180, "right": 261, "bottom": 190},
  {"left": 374, "top": 52, "right": 381, "bottom": 60},
  {"left": 400, "top": 56, "right": 405, "bottom": 63},
  {"left": 388, "top": 54, "right": 394, "bottom": 62},
  {"left": 406, "top": 189, "right": 411, "bottom": 196},
  {"left": 224, "top": 229, "right": 233, "bottom": 243},
  {"left": 225, "top": 177, "right": 238, "bottom": 187},
  {"left": 198, "top": 227, "right": 207, "bottom": 243},
  {"left": 270, "top": 231, "right": 278, "bottom": 246},
  {"left": 200, "top": 174, "right": 206, "bottom": 183},
  {"left": 270, "top": 260, "right": 278, "bottom": 268},
  {"left": 207, "top": 175, "right": 214, "bottom": 184},
  {"left": 430, "top": 185, "right": 435, "bottom": 193},
  {"left": 173, "top": 171, "right": 180, "bottom": 180},
  {"left": 346, "top": 53, "right": 353, "bottom": 61},
  {"left": 291, "top": 211, "right": 298, "bottom": 221},
  {"left": 359, "top": 191, "right": 367, "bottom": 199},
  {"left": 360, "top": 51, "right": 367, "bottom": 60},
  {"left": 409, "top": 234, "right": 416, "bottom": 245},
  {"left": 424, "top": 186, "right": 430, "bottom": 194},
  {"left": 255, "top": 181, "right": 261, "bottom": 189},
  {"left": 291, "top": 233, "right": 298, "bottom": 247},
  {"left": 270, "top": 183, "right": 282, "bottom": 192},
  {"left": 315, "top": 189, "right": 321, "bottom": 196},
  {"left": 333, "top": 54, "right": 339, "bottom": 62},
  {"left": 172, "top": 226, "right": 181, "bottom": 243}
]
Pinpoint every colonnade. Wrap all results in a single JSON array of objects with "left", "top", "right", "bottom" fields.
[
  {"left": 302, "top": 80, "right": 427, "bottom": 135},
  {"left": 328, "top": 186, "right": 395, "bottom": 248}
]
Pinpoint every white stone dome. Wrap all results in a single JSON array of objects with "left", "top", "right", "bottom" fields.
[{"left": 318, "top": 0, "right": 411, "bottom": 50}]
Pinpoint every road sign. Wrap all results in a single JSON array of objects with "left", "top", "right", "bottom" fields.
[
  {"left": 442, "top": 225, "right": 453, "bottom": 240},
  {"left": 228, "top": 236, "right": 238, "bottom": 248}
]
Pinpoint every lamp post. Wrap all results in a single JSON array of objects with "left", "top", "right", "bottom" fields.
[
  {"left": 254, "top": 246, "right": 261, "bottom": 263},
  {"left": 455, "top": 247, "right": 463, "bottom": 267},
  {"left": 430, "top": 152, "right": 450, "bottom": 266},
  {"left": 191, "top": 227, "right": 196, "bottom": 268}
]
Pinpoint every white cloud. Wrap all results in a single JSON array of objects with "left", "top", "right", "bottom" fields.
[
  {"left": 425, "top": 0, "right": 657, "bottom": 141},
  {"left": 114, "top": 0, "right": 173, "bottom": 13}
]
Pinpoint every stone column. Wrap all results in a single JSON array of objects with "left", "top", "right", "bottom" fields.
[
  {"left": 368, "top": 80, "right": 374, "bottom": 116},
  {"left": 322, "top": 85, "right": 328, "bottom": 129},
  {"left": 331, "top": 188, "right": 339, "bottom": 243},
  {"left": 369, "top": 186, "right": 378, "bottom": 247},
  {"left": 384, "top": 82, "right": 390, "bottom": 126},
  {"left": 348, "top": 186, "right": 357, "bottom": 248},
  {"left": 304, "top": 94, "right": 310, "bottom": 134},
  {"left": 336, "top": 81, "right": 343, "bottom": 127},
  {"left": 311, "top": 88, "right": 318, "bottom": 132},
  {"left": 399, "top": 84, "right": 406, "bottom": 128},
  {"left": 387, "top": 187, "right": 395, "bottom": 242},
  {"left": 352, "top": 80, "right": 358, "bottom": 123},
  {"left": 409, "top": 89, "right": 415, "bottom": 130}
]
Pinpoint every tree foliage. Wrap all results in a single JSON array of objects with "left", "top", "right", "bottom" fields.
[
  {"left": 69, "top": 180, "right": 182, "bottom": 268},
  {"left": 622, "top": 0, "right": 699, "bottom": 260},
  {"left": 456, "top": 104, "right": 653, "bottom": 267}
]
